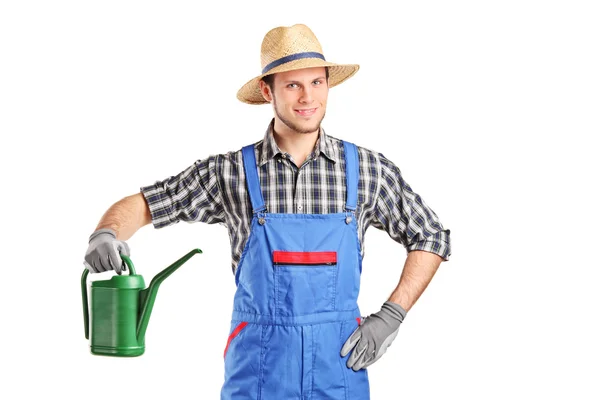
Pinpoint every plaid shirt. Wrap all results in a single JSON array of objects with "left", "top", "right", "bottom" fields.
[{"left": 141, "top": 120, "right": 451, "bottom": 274}]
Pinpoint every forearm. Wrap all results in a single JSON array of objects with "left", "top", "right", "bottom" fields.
[
  {"left": 95, "top": 193, "right": 152, "bottom": 240},
  {"left": 388, "top": 250, "right": 443, "bottom": 312}
]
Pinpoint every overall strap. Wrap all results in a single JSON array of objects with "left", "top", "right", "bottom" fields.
[
  {"left": 241, "top": 145, "right": 266, "bottom": 213},
  {"left": 342, "top": 141, "right": 359, "bottom": 211}
]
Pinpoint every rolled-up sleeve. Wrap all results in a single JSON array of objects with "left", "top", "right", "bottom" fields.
[
  {"left": 373, "top": 155, "right": 451, "bottom": 261},
  {"left": 140, "top": 155, "right": 225, "bottom": 229}
]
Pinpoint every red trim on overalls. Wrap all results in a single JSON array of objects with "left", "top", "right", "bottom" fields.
[
  {"left": 223, "top": 321, "right": 248, "bottom": 358},
  {"left": 273, "top": 251, "right": 337, "bottom": 265}
]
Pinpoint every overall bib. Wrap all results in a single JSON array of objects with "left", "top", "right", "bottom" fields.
[{"left": 221, "top": 141, "right": 370, "bottom": 400}]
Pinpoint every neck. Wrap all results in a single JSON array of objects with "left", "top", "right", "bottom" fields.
[{"left": 272, "top": 120, "right": 320, "bottom": 166}]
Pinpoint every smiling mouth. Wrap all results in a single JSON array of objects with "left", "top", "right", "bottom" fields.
[{"left": 295, "top": 108, "right": 317, "bottom": 117}]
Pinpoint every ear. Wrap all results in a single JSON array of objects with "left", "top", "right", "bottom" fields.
[{"left": 259, "top": 80, "right": 273, "bottom": 103}]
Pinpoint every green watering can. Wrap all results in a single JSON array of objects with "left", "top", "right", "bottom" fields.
[{"left": 81, "top": 248, "right": 202, "bottom": 357}]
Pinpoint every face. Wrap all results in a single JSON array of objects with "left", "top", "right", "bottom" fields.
[{"left": 260, "top": 67, "right": 328, "bottom": 136}]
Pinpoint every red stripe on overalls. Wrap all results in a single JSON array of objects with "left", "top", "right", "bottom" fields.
[
  {"left": 273, "top": 251, "right": 337, "bottom": 264},
  {"left": 223, "top": 321, "right": 248, "bottom": 358}
]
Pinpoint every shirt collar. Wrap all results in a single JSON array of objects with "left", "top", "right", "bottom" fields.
[{"left": 258, "top": 119, "right": 339, "bottom": 166}]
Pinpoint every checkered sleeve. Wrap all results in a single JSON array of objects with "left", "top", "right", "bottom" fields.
[
  {"left": 373, "top": 155, "right": 451, "bottom": 261},
  {"left": 140, "top": 155, "right": 226, "bottom": 228}
]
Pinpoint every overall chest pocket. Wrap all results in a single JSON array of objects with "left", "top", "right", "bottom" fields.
[{"left": 273, "top": 251, "right": 338, "bottom": 316}]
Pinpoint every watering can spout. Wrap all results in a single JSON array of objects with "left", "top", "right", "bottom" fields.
[{"left": 136, "top": 248, "right": 203, "bottom": 345}]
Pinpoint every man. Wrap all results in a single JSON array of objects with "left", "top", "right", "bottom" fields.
[{"left": 84, "top": 24, "right": 451, "bottom": 399}]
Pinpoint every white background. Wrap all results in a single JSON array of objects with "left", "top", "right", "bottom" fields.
[{"left": 1, "top": 0, "right": 599, "bottom": 399}]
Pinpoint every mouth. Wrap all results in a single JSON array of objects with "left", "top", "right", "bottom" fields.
[{"left": 294, "top": 107, "right": 318, "bottom": 117}]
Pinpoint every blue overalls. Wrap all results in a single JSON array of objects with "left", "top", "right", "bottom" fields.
[{"left": 221, "top": 141, "right": 370, "bottom": 399}]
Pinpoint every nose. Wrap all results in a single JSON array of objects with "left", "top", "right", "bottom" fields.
[{"left": 299, "top": 86, "right": 314, "bottom": 104}]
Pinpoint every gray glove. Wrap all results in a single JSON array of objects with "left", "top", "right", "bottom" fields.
[
  {"left": 340, "top": 301, "right": 407, "bottom": 371},
  {"left": 84, "top": 228, "right": 130, "bottom": 274}
]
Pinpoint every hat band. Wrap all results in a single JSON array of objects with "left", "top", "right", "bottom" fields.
[{"left": 262, "top": 52, "right": 326, "bottom": 75}]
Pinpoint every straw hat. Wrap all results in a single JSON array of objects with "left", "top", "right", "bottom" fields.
[{"left": 237, "top": 24, "right": 360, "bottom": 105}]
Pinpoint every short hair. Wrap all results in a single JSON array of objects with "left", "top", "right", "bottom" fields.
[{"left": 261, "top": 67, "right": 330, "bottom": 92}]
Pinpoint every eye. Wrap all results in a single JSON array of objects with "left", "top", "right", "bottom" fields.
[
  {"left": 287, "top": 83, "right": 299, "bottom": 89},
  {"left": 313, "top": 80, "right": 323, "bottom": 85}
]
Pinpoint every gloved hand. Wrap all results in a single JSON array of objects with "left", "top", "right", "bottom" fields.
[
  {"left": 84, "top": 228, "right": 130, "bottom": 274},
  {"left": 340, "top": 301, "right": 407, "bottom": 371}
]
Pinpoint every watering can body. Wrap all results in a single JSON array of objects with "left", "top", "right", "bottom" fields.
[
  {"left": 87, "top": 273, "right": 147, "bottom": 356},
  {"left": 81, "top": 248, "right": 202, "bottom": 357}
]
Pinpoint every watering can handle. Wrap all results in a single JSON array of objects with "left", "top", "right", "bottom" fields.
[{"left": 81, "top": 254, "right": 136, "bottom": 339}]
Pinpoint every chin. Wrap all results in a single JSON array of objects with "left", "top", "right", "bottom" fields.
[
  {"left": 297, "top": 115, "right": 324, "bottom": 131},
  {"left": 296, "top": 122, "right": 321, "bottom": 134}
]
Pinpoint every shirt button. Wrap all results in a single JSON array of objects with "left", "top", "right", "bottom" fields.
[{"left": 297, "top": 205, "right": 303, "bottom": 211}]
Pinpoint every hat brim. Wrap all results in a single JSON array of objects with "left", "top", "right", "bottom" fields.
[{"left": 236, "top": 58, "right": 360, "bottom": 105}]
